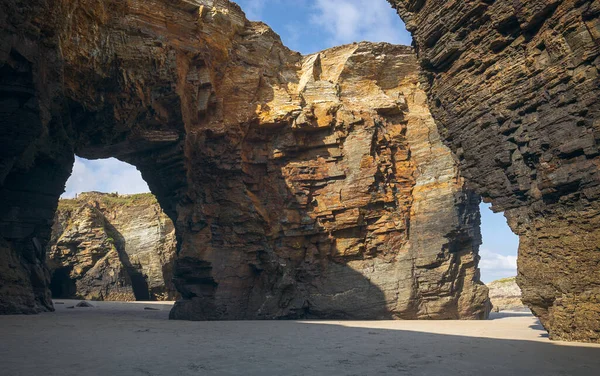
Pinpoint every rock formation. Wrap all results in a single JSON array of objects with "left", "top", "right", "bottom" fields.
[
  {"left": 2, "top": 0, "right": 599, "bottom": 341},
  {"left": 487, "top": 277, "right": 527, "bottom": 312},
  {"left": 47, "top": 192, "right": 178, "bottom": 301},
  {"left": 389, "top": 0, "right": 600, "bottom": 342},
  {"left": 169, "top": 42, "right": 489, "bottom": 320},
  {"left": 0, "top": 0, "right": 489, "bottom": 320}
]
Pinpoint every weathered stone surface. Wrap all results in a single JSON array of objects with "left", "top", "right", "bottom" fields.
[
  {"left": 0, "top": 0, "right": 595, "bottom": 342},
  {"left": 390, "top": 0, "right": 600, "bottom": 342},
  {"left": 47, "top": 192, "right": 178, "bottom": 301},
  {"left": 0, "top": 0, "right": 489, "bottom": 320},
  {"left": 169, "top": 42, "right": 489, "bottom": 320},
  {"left": 487, "top": 277, "right": 527, "bottom": 312}
]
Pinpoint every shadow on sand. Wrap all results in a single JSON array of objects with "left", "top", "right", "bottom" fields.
[{"left": 1, "top": 304, "right": 599, "bottom": 376}]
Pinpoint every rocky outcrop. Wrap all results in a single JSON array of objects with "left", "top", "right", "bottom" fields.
[
  {"left": 47, "top": 192, "right": 178, "bottom": 301},
  {"left": 169, "top": 42, "right": 489, "bottom": 320},
  {"left": 1, "top": 0, "right": 598, "bottom": 341},
  {"left": 4, "top": 0, "right": 597, "bottom": 342},
  {"left": 0, "top": 0, "right": 489, "bottom": 320},
  {"left": 390, "top": 0, "right": 600, "bottom": 342},
  {"left": 487, "top": 277, "right": 527, "bottom": 312}
]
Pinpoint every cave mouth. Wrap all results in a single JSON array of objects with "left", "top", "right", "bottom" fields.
[
  {"left": 50, "top": 267, "right": 77, "bottom": 299},
  {"left": 48, "top": 157, "right": 179, "bottom": 303}
]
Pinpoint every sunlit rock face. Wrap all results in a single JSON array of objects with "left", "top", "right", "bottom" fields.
[
  {"left": 0, "top": 0, "right": 490, "bottom": 320},
  {"left": 170, "top": 42, "right": 489, "bottom": 320},
  {"left": 389, "top": 0, "right": 600, "bottom": 342},
  {"left": 47, "top": 192, "right": 178, "bottom": 302},
  {"left": 487, "top": 277, "right": 527, "bottom": 312}
]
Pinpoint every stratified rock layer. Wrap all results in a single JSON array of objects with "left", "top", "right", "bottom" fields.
[
  {"left": 487, "top": 277, "right": 527, "bottom": 312},
  {"left": 0, "top": 0, "right": 488, "bottom": 320},
  {"left": 47, "top": 192, "right": 178, "bottom": 301},
  {"left": 390, "top": 0, "right": 600, "bottom": 341},
  {"left": 170, "top": 43, "right": 489, "bottom": 320}
]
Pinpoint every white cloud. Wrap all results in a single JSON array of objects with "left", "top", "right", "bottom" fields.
[
  {"left": 62, "top": 157, "right": 150, "bottom": 198},
  {"left": 479, "top": 248, "right": 518, "bottom": 283},
  {"left": 310, "top": 0, "right": 412, "bottom": 47},
  {"left": 235, "top": 1, "right": 412, "bottom": 50}
]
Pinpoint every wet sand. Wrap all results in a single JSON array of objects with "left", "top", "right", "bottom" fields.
[{"left": 1, "top": 300, "right": 599, "bottom": 375}]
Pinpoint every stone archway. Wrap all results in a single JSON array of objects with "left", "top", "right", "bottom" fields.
[
  {"left": 1, "top": 0, "right": 490, "bottom": 322},
  {"left": 1, "top": 0, "right": 598, "bottom": 342}
]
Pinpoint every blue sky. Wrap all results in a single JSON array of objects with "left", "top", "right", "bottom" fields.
[
  {"left": 62, "top": 0, "right": 519, "bottom": 283},
  {"left": 235, "top": 0, "right": 413, "bottom": 54},
  {"left": 62, "top": 157, "right": 150, "bottom": 198},
  {"left": 479, "top": 203, "right": 519, "bottom": 283}
]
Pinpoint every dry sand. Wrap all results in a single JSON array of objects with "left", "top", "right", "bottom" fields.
[{"left": 1, "top": 300, "right": 599, "bottom": 376}]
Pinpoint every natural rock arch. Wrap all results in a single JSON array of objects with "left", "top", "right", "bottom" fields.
[
  {"left": 1, "top": 0, "right": 491, "bottom": 321},
  {"left": 0, "top": 0, "right": 598, "bottom": 342}
]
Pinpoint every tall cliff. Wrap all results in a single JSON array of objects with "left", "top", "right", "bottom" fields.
[
  {"left": 2, "top": 0, "right": 598, "bottom": 341},
  {"left": 170, "top": 42, "right": 489, "bottom": 320},
  {"left": 0, "top": 0, "right": 489, "bottom": 320},
  {"left": 47, "top": 192, "right": 178, "bottom": 301},
  {"left": 389, "top": 0, "right": 600, "bottom": 341}
]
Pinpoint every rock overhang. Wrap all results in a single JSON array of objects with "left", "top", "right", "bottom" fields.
[{"left": 3, "top": 0, "right": 599, "bottom": 343}]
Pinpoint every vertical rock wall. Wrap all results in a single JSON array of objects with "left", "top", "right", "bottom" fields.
[
  {"left": 170, "top": 43, "right": 489, "bottom": 320},
  {"left": 0, "top": 0, "right": 73, "bottom": 312},
  {"left": 389, "top": 0, "right": 600, "bottom": 342}
]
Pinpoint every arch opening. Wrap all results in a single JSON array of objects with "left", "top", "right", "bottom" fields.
[
  {"left": 479, "top": 202, "right": 526, "bottom": 314},
  {"left": 61, "top": 157, "right": 151, "bottom": 199},
  {"left": 47, "top": 157, "right": 179, "bottom": 303},
  {"left": 478, "top": 203, "right": 519, "bottom": 284}
]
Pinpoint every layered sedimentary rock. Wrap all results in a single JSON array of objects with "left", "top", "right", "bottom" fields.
[
  {"left": 0, "top": 0, "right": 489, "bottom": 320},
  {"left": 47, "top": 192, "right": 178, "bottom": 301},
  {"left": 170, "top": 42, "right": 489, "bottom": 320},
  {"left": 488, "top": 277, "right": 527, "bottom": 312},
  {"left": 2, "top": 0, "right": 598, "bottom": 341},
  {"left": 390, "top": 0, "right": 600, "bottom": 342}
]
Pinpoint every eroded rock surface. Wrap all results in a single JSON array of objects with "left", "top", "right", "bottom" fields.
[
  {"left": 488, "top": 277, "right": 527, "bottom": 312},
  {"left": 390, "top": 0, "right": 600, "bottom": 342},
  {"left": 47, "top": 192, "right": 178, "bottom": 301},
  {"left": 0, "top": 0, "right": 489, "bottom": 320},
  {"left": 170, "top": 42, "right": 489, "bottom": 320}
]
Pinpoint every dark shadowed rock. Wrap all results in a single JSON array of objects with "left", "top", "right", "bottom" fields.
[{"left": 389, "top": 0, "right": 600, "bottom": 342}]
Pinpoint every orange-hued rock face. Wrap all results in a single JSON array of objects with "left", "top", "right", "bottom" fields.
[
  {"left": 173, "top": 42, "right": 489, "bottom": 320},
  {"left": 0, "top": 0, "right": 489, "bottom": 320}
]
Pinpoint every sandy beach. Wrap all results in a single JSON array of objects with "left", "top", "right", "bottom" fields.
[{"left": 1, "top": 300, "right": 599, "bottom": 376}]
